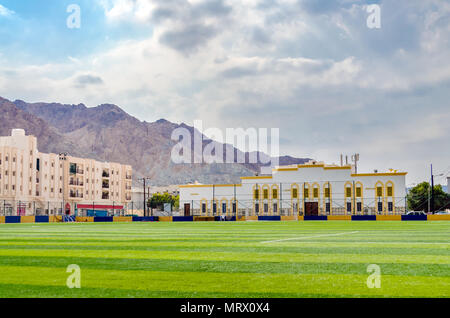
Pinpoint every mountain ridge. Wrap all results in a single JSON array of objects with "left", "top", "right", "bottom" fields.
[{"left": 0, "top": 97, "right": 311, "bottom": 186}]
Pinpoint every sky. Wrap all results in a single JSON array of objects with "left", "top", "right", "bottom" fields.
[{"left": 0, "top": 0, "right": 449, "bottom": 186}]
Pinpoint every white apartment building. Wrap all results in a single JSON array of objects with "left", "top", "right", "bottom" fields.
[
  {"left": 0, "top": 129, "right": 132, "bottom": 216},
  {"left": 180, "top": 160, "right": 407, "bottom": 217}
]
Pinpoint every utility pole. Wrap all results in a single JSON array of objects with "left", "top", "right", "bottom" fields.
[
  {"left": 431, "top": 164, "right": 435, "bottom": 214},
  {"left": 59, "top": 153, "right": 68, "bottom": 220},
  {"left": 142, "top": 178, "right": 151, "bottom": 217}
]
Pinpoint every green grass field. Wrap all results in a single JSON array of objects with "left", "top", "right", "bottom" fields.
[{"left": 0, "top": 221, "right": 449, "bottom": 298}]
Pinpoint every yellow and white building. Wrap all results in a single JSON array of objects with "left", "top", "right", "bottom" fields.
[
  {"left": 0, "top": 129, "right": 132, "bottom": 215},
  {"left": 180, "top": 160, "right": 407, "bottom": 216}
]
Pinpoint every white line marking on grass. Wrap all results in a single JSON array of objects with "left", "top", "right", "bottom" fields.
[{"left": 261, "top": 231, "right": 360, "bottom": 244}]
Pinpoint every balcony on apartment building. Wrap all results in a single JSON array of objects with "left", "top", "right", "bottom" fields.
[
  {"left": 69, "top": 191, "right": 83, "bottom": 199},
  {"left": 102, "top": 181, "right": 110, "bottom": 189},
  {"left": 102, "top": 170, "right": 110, "bottom": 178},
  {"left": 69, "top": 180, "right": 84, "bottom": 187},
  {"left": 126, "top": 173, "right": 132, "bottom": 180},
  {"left": 102, "top": 192, "right": 109, "bottom": 200}
]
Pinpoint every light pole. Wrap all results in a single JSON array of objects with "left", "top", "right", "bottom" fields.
[
  {"left": 430, "top": 165, "right": 444, "bottom": 214},
  {"left": 59, "top": 153, "right": 68, "bottom": 219},
  {"left": 142, "top": 177, "right": 151, "bottom": 217}
]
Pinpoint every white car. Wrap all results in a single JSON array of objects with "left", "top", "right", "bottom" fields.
[
  {"left": 435, "top": 211, "right": 450, "bottom": 215},
  {"left": 406, "top": 211, "right": 426, "bottom": 216}
]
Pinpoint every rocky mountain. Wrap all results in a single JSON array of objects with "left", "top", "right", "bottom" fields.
[{"left": 0, "top": 97, "right": 310, "bottom": 185}]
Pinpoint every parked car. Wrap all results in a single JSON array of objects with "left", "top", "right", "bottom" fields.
[{"left": 406, "top": 211, "right": 426, "bottom": 216}]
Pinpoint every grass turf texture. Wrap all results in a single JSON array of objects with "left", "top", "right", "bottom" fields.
[{"left": 0, "top": 221, "right": 448, "bottom": 298}]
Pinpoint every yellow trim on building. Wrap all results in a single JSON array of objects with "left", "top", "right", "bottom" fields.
[
  {"left": 179, "top": 184, "right": 242, "bottom": 188},
  {"left": 241, "top": 176, "right": 273, "bottom": 180},
  {"left": 298, "top": 164, "right": 325, "bottom": 168},
  {"left": 324, "top": 166, "right": 352, "bottom": 170},
  {"left": 351, "top": 173, "right": 407, "bottom": 177},
  {"left": 159, "top": 216, "right": 173, "bottom": 222},
  {"left": 0, "top": 216, "right": 4, "bottom": 224}
]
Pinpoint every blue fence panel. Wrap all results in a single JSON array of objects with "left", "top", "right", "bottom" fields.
[
  {"left": 142, "top": 217, "right": 159, "bottom": 222},
  {"left": 173, "top": 216, "right": 194, "bottom": 222},
  {"left": 352, "top": 215, "right": 377, "bottom": 221},
  {"left": 5, "top": 216, "right": 21, "bottom": 224},
  {"left": 258, "top": 216, "right": 281, "bottom": 221},
  {"left": 35, "top": 216, "right": 49, "bottom": 223},
  {"left": 94, "top": 216, "right": 114, "bottom": 223},
  {"left": 402, "top": 215, "right": 427, "bottom": 221},
  {"left": 304, "top": 216, "right": 328, "bottom": 221}
]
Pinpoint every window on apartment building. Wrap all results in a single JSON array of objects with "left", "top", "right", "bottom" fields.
[
  {"left": 202, "top": 203, "right": 207, "bottom": 214},
  {"left": 51, "top": 175, "right": 54, "bottom": 180},
  {"left": 12, "top": 185, "right": 15, "bottom": 191},
  {"left": 357, "top": 202, "right": 362, "bottom": 212},
  {"left": 51, "top": 162, "right": 54, "bottom": 167},
  {"left": 263, "top": 189, "right": 268, "bottom": 199},
  {"left": 325, "top": 187, "right": 330, "bottom": 198},
  {"left": 5, "top": 171, "right": 8, "bottom": 176},
  {"left": 292, "top": 188, "right": 298, "bottom": 198},
  {"left": 388, "top": 202, "right": 393, "bottom": 212},
  {"left": 264, "top": 203, "right": 268, "bottom": 213},
  {"left": 51, "top": 188, "right": 54, "bottom": 193},
  {"left": 5, "top": 156, "right": 8, "bottom": 161},
  {"left": 304, "top": 188, "right": 309, "bottom": 198},
  {"left": 12, "top": 171, "right": 15, "bottom": 177},
  {"left": 254, "top": 189, "right": 259, "bottom": 200},
  {"left": 356, "top": 187, "right": 362, "bottom": 198},
  {"left": 60, "top": 188, "right": 62, "bottom": 193},
  {"left": 5, "top": 185, "right": 8, "bottom": 190},
  {"left": 12, "top": 157, "right": 16, "bottom": 163},
  {"left": 326, "top": 202, "right": 331, "bottom": 213}
]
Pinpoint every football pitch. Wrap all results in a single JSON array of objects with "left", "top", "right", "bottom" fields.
[{"left": 0, "top": 221, "right": 448, "bottom": 298}]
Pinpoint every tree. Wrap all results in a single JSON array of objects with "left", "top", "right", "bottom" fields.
[
  {"left": 148, "top": 193, "right": 179, "bottom": 210},
  {"left": 407, "top": 182, "right": 450, "bottom": 213}
]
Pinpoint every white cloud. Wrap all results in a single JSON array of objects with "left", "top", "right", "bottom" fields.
[{"left": 0, "top": 4, "right": 14, "bottom": 17}]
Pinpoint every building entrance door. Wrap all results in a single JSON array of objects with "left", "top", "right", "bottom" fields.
[
  {"left": 184, "top": 204, "right": 191, "bottom": 217},
  {"left": 305, "top": 202, "right": 319, "bottom": 216}
]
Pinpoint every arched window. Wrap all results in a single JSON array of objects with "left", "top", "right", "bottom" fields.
[
  {"left": 303, "top": 183, "right": 310, "bottom": 200},
  {"left": 375, "top": 181, "right": 384, "bottom": 213}
]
